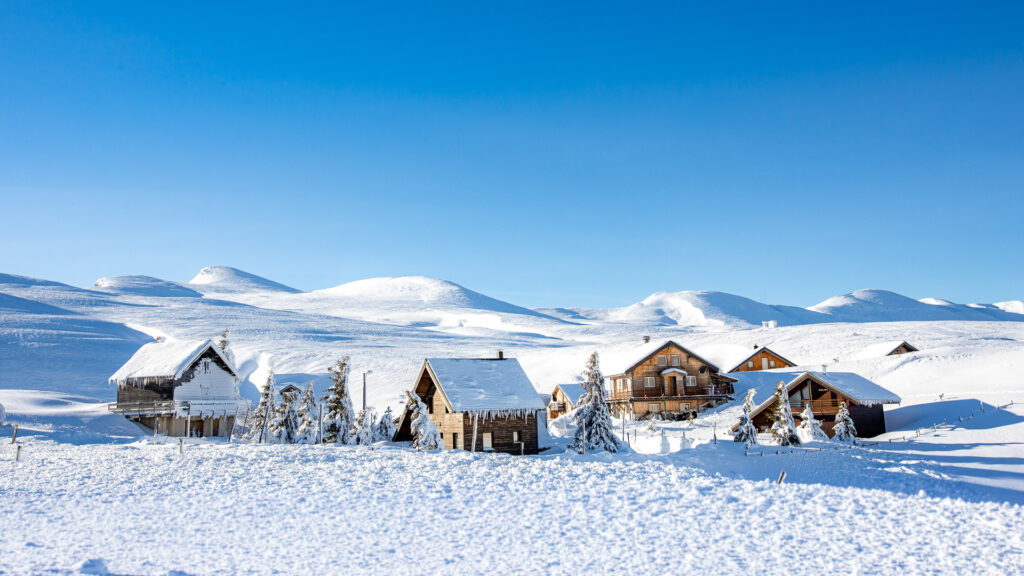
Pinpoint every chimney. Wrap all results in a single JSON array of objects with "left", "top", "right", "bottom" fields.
[
  {"left": 497, "top": 350, "right": 504, "bottom": 360},
  {"left": 643, "top": 335, "right": 650, "bottom": 344},
  {"left": 155, "top": 336, "right": 165, "bottom": 343},
  {"left": 822, "top": 364, "right": 828, "bottom": 375},
  {"left": 753, "top": 343, "right": 759, "bottom": 349}
]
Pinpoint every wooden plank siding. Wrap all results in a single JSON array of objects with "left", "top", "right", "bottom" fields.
[{"left": 730, "top": 349, "right": 795, "bottom": 372}]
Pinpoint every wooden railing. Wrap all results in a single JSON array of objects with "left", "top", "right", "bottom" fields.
[
  {"left": 108, "top": 400, "right": 180, "bottom": 414},
  {"left": 607, "top": 387, "right": 721, "bottom": 401},
  {"left": 791, "top": 400, "right": 840, "bottom": 414}
]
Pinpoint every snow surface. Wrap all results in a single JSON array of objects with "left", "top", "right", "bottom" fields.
[
  {"left": 188, "top": 266, "right": 299, "bottom": 294},
  {"left": 426, "top": 358, "right": 546, "bottom": 413},
  {"left": 855, "top": 340, "right": 916, "bottom": 360}
]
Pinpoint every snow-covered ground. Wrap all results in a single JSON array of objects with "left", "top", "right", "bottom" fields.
[{"left": 2, "top": 266, "right": 1024, "bottom": 574}]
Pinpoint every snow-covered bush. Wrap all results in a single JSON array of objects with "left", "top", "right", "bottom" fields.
[
  {"left": 322, "top": 357, "right": 356, "bottom": 445},
  {"left": 568, "top": 352, "right": 622, "bottom": 454},
  {"left": 247, "top": 369, "right": 277, "bottom": 443},
  {"left": 770, "top": 381, "right": 800, "bottom": 446},
  {"left": 733, "top": 389, "right": 759, "bottom": 447},
  {"left": 797, "top": 405, "right": 828, "bottom": 442},
  {"left": 352, "top": 408, "right": 376, "bottom": 445},
  {"left": 296, "top": 383, "right": 319, "bottom": 444},
  {"left": 216, "top": 328, "right": 235, "bottom": 368},
  {"left": 833, "top": 401, "right": 858, "bottom": 443},
  {"left": 271, "top": 390, "right": 301, "bottom": 444},
  {"left": 0, "top": 401, "right": 5, "bottom": 426},
  {"left": 406, "top": 391, "right": 441, "bottom": 450},
  {"left": 374, "top": 406, "right": 397, "bottom": 441}
]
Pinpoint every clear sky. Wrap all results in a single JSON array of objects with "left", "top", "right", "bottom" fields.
[{"left": 2, "top": 1, "right": 1022, "bottom": 308}]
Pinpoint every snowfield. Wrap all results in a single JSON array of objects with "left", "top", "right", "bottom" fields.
[{"left": 2, "top": 266, "right": 1024, "bottom": 575}]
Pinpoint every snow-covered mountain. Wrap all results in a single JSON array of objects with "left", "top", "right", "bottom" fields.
[
  {"left": 95, "top": 275, "right": 202, "bottom": 298},
  {"left": 810, "top": 289, "right": 1021, "bottom": 323},
  {"left": 188, "top": 266, "right": 300, "bottom": 294}
]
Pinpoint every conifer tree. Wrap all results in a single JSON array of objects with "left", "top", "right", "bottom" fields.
[
  {"left": 568, "top": 352, "right": 622, "bottom": 454},
  {"left": 374, "top": 406, "right": 397, "bottom": 441},
  {"left": 833, "top": 401, "right": 858, "bottom": 443},
  {"left": 733, "top": 388, "right": 759, "bottom": 447},
  {"left": 406, "top": 391, "right": 442, "bottom": 450},
  {"left": 352, "top": 408, "right": 376, "bottom": 445},
  {"left": 248, "top": 369, "right": 277, "bottom": 443},
  {"left": 296, "top": 382, "right": 319, "bottom": 444},
  {"left": 271, "top": 390, "right": 301, "bottom": 444},
  {"left": 769, "top": 380, "right": 800, "bottom": 446},
  {"left": 216, "top": 328, "right": 235, "bottom": 367},
  {"left": 322, "top": 357, "right": 356, "bottom": 444},
  {"left": 0, "top": 400, "right": 5, "bottom": 426},
  {"left": 798, "top": 405, "right": 829, "bottom": 442}
]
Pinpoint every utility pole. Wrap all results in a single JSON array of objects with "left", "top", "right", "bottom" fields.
[{"left": 362, "top": 370, "right": 373, "bottom": 411}]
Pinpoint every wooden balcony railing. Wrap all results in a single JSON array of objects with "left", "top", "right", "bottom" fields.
[
  {"left": 791, "top": 400, "right": 840, "bottom": 414},
  {"left": 607, "top": 387, "right": 723, "bottom": 401}
]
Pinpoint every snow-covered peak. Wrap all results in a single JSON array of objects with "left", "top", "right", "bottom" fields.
[
  {"left": 606, "top": 290, "right": 827, "bottom": 328},
  {"left": 810, "top": 289, "right": 1020, "bottom": 322},
  {"left": 188, "top": 266, "right": 299, "bottom": 294},
  {"left": 995, "top": 301, "right": 1024, "bottom": 315},
  {"left": 94, "top": 275, "right": 201, "bottom": 298}
]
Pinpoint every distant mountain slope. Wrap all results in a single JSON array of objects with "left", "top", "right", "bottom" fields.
[
  {"left": 94, "top": 275, "right": 202, "bottom": 298},
  {"left": 605, "top": 290, "right": 830, "bottom": 327},
  {"left": 811, "top": 289, "right": 1022, "bottom": 323},
  {"left": 188, "top": 266, "right": 299, "bottom": 294}
]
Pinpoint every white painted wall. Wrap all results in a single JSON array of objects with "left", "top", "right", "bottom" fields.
[{"left": 175, "top": 357, "right": 238, "bottom": 403}]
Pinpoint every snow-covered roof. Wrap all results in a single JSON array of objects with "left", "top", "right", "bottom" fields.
[
  {"left": 746, "top": 371, "right": 901, "bottom": 420},
  {"left": 855, "top": 340, "right": 918, "bottom": 359},
  {"left": 726, "top": 346, "right": 796, "bottom": 373},
  {"left": 552, "top": 383, "right": 587, "bottom": 407},
  {"left": 604, "top": 340, "right": 725, "bottom": 376},
  {"left": 425, "top": 358, "right": 545, "bottom": 413},
  {"left": 110, "top": 339, "right": 235, "bottom": 383}
]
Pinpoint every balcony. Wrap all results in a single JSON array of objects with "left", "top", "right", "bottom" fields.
[
  {"left": 791, "top": 399, "right": 840, "bottom": 415},
  {"left": 607, "top": 386, "right": 722, "bottom": 401}
]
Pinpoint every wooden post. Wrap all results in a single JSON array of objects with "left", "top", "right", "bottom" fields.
[
  {"left": 318, "top": 404, "right": 324, "bottom": 444},
  {"left": 777, "top": 470, "right": 786, "bottom": 484},
  {"left": 179, "top": 438, "right": 183, "bottom": 455},
  {"left": 15, "top": 445, "right": 21, "bottom": 462},
  {"left": 471, "top": 414, "right": 478, "bottom": 452},
  {"left": 11, "top": 424, "right": 18, "bottom": 444},
  {"left": 229, "top": 407, "right": 239, "bottom": 442}
]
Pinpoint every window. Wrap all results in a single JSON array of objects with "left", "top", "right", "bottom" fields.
[
  {"left": 513, "top": 431, "right": 520, "bottom": 443},
  {"left": 681, "top": 402, "right": 691, "bottom": 410},
  {"left": 202, "top": 360, "right": 210, "bottom": 374},
  {"left": 769, "top": 360, "right": 776, "bottom": 368},
  {"left": 670, "top": 355, "right": 681, "bottom": 367},
  {"left": 482, "top": 433, "right": 493, "bottom": 450},
  {"left": 657, "top": 355, "right": 667, "bottom": 367},
  {"left": 452, "top": 432, "right": 459, "bottom": 450},
  {"left": 685, "top": 376, "right": 697, "bottom": 387},
  {"left": 644, "top": 376, "right": 656, "bottom": 388},
  {"left": 648, "top": 403, "right": 660, "bottom": 413},
  {"left": 747, "top": 361, "right": 754, "bottom": 368}
]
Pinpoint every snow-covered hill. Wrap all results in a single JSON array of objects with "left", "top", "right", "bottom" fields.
[
  {"left": 188, "top": 265, "right": 300, "bottom": 294},
  {"left": 811, "top": 289, "right": 1022, "bottom": 323}
]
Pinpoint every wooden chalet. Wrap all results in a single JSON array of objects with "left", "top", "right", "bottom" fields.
[
  {"left": 108, "top": 338, "right": 247, "bottom": 437},
  {"left": 858, "top": 340, "right": 919, "bottom": 358},
  {"left": 604, "top": 340, "right": 736, "bottom": 420},
  {"left": 394, "top": 353, "right": 546, "bottom": 455},
  {"left": 737, "top": 371, "right": 901, "bottom": 439},
  {"left": 727, "top": 345, "right": 797, "bottom": 373},
  {"left": 547, "top": 383, "right": 587, "bottom": 420}
]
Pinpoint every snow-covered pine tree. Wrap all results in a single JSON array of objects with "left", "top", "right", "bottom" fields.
[
  {"left": 271, "top": 390, "right": 301, "bottom": 444},
  {"left": 248, "top": 369, "right": 277, "bottom": 443},
  {"left": 797, "top": 405, "right": 828, "bottom": 442},
  {"left": 374, "top": 406, "right": 397, "bottom": 441},
  {"left": 321, "top": 357, "right": 356, "bottom": 445},
  {"left": 833, "top": 401, "right": 858, "bottom": 443},
  {"left": 733, "top": 388, "right": 759, "bottom": 446},
  {"left": 406, "top": 391, "right": 442, "bottom": 450},
  {"left": 0, "top": 400, "right": 5, "bottom": 426},
  {"left": 295, "top": 382, "right": 319, "bottom": 444},
  {"left": 352, "top": 408, "right": 376, "bottom": 445},
  {"left": 568, "top": 351, "right": 622, "bottom": 454},
  {"left": 216, "top": 328, "right": 235, "bottom": 367},
  {"left": 769, "top": 380, "right": 800, "bottom": 446}
]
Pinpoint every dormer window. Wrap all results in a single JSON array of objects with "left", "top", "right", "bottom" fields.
[
  {"left": 670, "top": 355, "right": 681, "bottom": 367},
  {"left": 657, "top": 355, "right": 667, "bottom": 367}
]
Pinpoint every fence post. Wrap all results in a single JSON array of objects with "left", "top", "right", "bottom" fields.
[
  {"left": 179, "top": 438, "right": 183, "bottom": 455},
  {"left": 10, "top": 424, "right": 17, "bottom": 444},
  {"left": 777, "top": 470, "right": 786, "bottom": 484},
  {"left": 15, "top": 445, "right": 21, "bottom": 462}
]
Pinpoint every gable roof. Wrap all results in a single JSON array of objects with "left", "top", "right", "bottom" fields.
[
  {"left": 746, "top": 371, "right": 901, "bottom": 422},
  {"left": 727, "top": 346, "right": 797, "bottom": 373},
  {"left": 608, "top": 340, "right": 725, "bottom": 377},
  {"left": 424, "top": 358, "right": 545, "bottom": 414},
  {"left": 110, "top": 339, "right": 236, "bottom": 384},
  {"left": 552, "top": 383, "right": 587, "bottom": 407},
  {"left": 855, "top": 340, "right": 919, "bottom": 360}
]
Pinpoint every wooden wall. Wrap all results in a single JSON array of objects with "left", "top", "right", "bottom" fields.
[
  {"left": 607, "top": 343, "right": 734, "bottom": 401},
  {"left": 731, "top": 349, "right": 794, "bottom": 372}
]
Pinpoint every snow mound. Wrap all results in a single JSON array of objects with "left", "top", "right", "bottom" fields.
[
  {"left": 607, "top": 290, "right": 827, "bottom": 327},
  {"left": 995, "top": 301, "right": 1024, "bottom": 315},
  {"left": 94, "top": 275, "right": 201, "bottom": 298},
  {"left": 188, "top": 266, "right": 299, "bottom": 294},
  {"left": 811, "top": 289, "right": 1021, "bottom": 322}
]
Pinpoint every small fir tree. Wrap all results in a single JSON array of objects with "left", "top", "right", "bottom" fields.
[
  {"left": 833, "top": 401, "right": 858, "bottom": 443},
  {"left": 296, "top": 382, "right": 319, "bottom": 444},
  {"left": 797, "top": 405, "right": 829, "bottom": 442},
  {"left": 352, "top": 408, "right": 376, "bottom": 445},
  {"left": 248, "top": 369, "right": 277, "bottom": 443},
  {"left": 271, "top": 390, "right": 301, "bottom": 444},
  {"left": 374, "top": 406, "right": 397, "bottom": 441},
  {"left": 769, "top": 380, "right": 800, "bottom": 446},
  {"left": 322, "top": 357, "right": 356, "bottom": 445},
  {"left": 733, "top": 388, "right": 759, "bottom": 447},
  {"left": 406, "top": 391, "right": 442, "bottom": 450},
  {"left": 216, "top": 328, "right": 235, "bottom": 367},
  {"left": 568, "top": 352, "right": 622, "bottom": 454}
]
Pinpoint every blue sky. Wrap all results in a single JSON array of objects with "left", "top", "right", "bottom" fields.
[{"left": 2, "top": 1, "right": 1022, "bottom": 307}]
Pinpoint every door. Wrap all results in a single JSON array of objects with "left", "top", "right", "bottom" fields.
[{"left": 761, "top": 357, "right": 770, "bottom": 370}]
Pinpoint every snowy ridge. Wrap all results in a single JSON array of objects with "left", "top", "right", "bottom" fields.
[
  {"left": 94, "top": 275, "right": 202, "bottom": 298},
  {"left": 189, "top": 266, "right": 299, "bottom": 294}
]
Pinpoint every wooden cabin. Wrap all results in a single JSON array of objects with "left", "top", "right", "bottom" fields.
[
  {"left": 547, "top": 383, "right": 587, "bottom": 420},
  {"left": 727, "top": 346, "right": 796, "bottom": 373},
  {"left": 394, "top": 355, "right": 546, "bottom": 455},
  {"left": 738, "top": 371, "right": 901, "bottom": 439},
  {"left": 858, "top": 340, "right": 919, "bottom": 359},
  {"left": 108, "top": 339, "right": 248, "bottom": 437},
  {"left": 604, "top": 340, "right": 736, "bottom": 420}
]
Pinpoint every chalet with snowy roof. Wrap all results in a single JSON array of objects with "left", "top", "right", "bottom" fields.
[
  {"left": 394, "top": 353, "right": 546, "bottom": 455},
  {"left": 604, "top": 340, "right": 736, "bottom": 420},
  {"left": 547, "top": 383, "right": 587, "bottom": 420},
  {"left": 108, "top": 338, "right": 247, "bottom": 437},
  {"left": 727, "top": 346, "right": 797, "bottom": 373},
  {"left": 857, "top": 340, "right": 919, "bottom": 359},
  {"left": 737, "top": 371, "right": 901, "bottom": 439}
]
